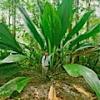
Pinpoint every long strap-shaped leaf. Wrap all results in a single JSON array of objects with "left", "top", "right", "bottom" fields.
[
  {"left": 0, "top": 77, "right": 29, "bottom": 98},
  {"left": 58, "top": 0, "right": 73, "bottom": 37},
  {"left": 63, "top": 64, "right": 100, "bottom": 99},
  {"left": 0, "top": 23, "right": 22, "bottom": 53},
  {"left": 63, "top": 11, "right": 93, "bottom": 45},
  {"left": 18, "top": 6, "right": 45, "bottom": 50},
  {"left": 0, "top": 54, "right": 26, "bottom": 64},
  {"left": 41, "top": 3, "right": 62, "bottom": 52},
  {"left": 69, "top": 24, "right": 100, "bottom": 49},
  {"left": 0, "top": 64, "right": 21, "bottom": 78},
  {"left": 41, "top": 3, "right": 54, "bottom": 51}
]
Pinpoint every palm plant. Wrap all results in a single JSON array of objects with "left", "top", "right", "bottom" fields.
[
  {"left": 18, "top": 0, "right": 100, "bottom": 98},
  {"left": 0, "top": 0, "right": 100, "bottom": 98},
  {"left": 19, "top": 0, "right": 100, "bottom": 66},
  {"left": 18, "top": 0, "right": 100, "bottom": 53}
]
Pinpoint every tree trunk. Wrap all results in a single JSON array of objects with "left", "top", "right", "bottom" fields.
[
  {"left": 86, "top": 0, "right": 91, "bottom": 31},
  {"left": 12, "top": 0, "right": 16, "bottom": 37},
  {"left": 8, "top": 0, "right": 11, "bottom": 28}
]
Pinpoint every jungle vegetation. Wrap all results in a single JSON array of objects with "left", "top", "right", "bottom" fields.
[{"left": 0, "top": 0, "right": 100, "bottom": 99}]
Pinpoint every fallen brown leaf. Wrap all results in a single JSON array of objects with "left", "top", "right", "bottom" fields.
[
  {"left": 48, "top": 85, "right": 58, "bottom": 100},
  {"left": 73, "top": 84, "right": 93, "bottom": 98}
]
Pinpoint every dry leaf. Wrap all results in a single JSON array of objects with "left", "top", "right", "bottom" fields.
[
  {"left": 33, "top": 89, "right": 39, "bottom": 99},
  {"left": 48, "top": 85, "right": 58, "bottom": 100},
  {"left": 73, "top": 84, "right": 92, "bottom": 98}
]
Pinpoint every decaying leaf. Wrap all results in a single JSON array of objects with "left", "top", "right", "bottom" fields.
[
  {"left": 48, "top": 85, "right": 58, "bottom": 100},
  {"left": 73, "top": 84, "right": 96, "bottom": 100}
]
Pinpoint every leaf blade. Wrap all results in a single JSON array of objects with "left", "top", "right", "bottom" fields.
[
  {"left": 69, "top": 24, "right": 100, "bottom": 49},
  {"left": 64, "top": 11, "right": 93, "bottom": 45},
  {"left": 0, "top": 77, "right": 29, "bottom": 98},
  {"left": 0, "top": 23, "right": 22, "bottom": 53},
  {"left": 18, "top": 6, "right": 45, "bottom": 49},
  {"left": 63, "top": 64, "right": 100, "bottom": 98}
]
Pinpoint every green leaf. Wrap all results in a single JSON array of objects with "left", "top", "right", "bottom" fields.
[
  {"left": 64, "top": 11, "right": 93, "bottom": 45},
  {"left": 0, "top": 54, "right": 26, "bottom": 64},
  {"left": 72, "top": 42, "right": 93, "bottom": 51},
  {"left": 69, "top": 24, "right": 100, "bottom": 49},
  {"left": 0, "top": 23, "right": 22, "bottom": 53},
  {"left": 0, "top": 77, "right": 29, "bottom": 98},
  {"left": 41, "top": 3, "right": 62, "bottom": 52},
  {"left": 18, "top": 6, "right": 45, "bottom": 50},
  {"left": 37, "top": 0, "right": 44, "bottom": 14},
  {"left": 0, "top": 64, "right": 21, "bottom": 78},
  {"left": 63, "top": 64, "right": 100, "bottom": 98},
  {"left": 58, "top": 0, "right": 73, "bottom": 36}
]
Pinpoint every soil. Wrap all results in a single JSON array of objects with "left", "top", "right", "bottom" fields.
[{"left": 7, "top": 70, "right": 97, "bottom": 100}]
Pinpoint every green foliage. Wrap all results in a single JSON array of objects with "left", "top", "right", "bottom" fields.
[
  {"left": 0, "top": 49, "right": 9, "bottom": 59},
  {"left": 0, "top": 64, "right": 21, "bottom": 78},
  {"left": 58, "top": 0, "right": 73, "bottom": 36},
  {"left": 63, "top": 64, "right": 100, "bottom": 99},
  {"left": 0, "top": 23, "right": 22, "bottom": 53},
  {"left": 18, "top": 6, "right": 45, "bottom": 50},
  {"left": 18, "top": 0, "right": 100, "bottom": 54},
  {"left": 0, "top": 54, "right": 26, "bottom": 64},
  {"left": 64, "top": 11, "right": 93, "bottom": 44},
  {"left": 0, "top": 1, "right": 100, "bottom": 99},
  {"left": 0, "top": 53, "right": 27, "bottom": 80},
  {"left": 69, "top": 24, "right": 100, "bottom": 49},
  {"left": 0, "top": 77, "right": 29, "bottom": 98},
  {"left": 41, "top": 2, "right": 62, "bottom": 52},
  {"left": 18, "top": 0, "right": 74, "bottom": 53}
]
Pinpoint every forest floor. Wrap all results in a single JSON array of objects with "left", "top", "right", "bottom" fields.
[{"left": 7, "top": 68, "right": 97, "bottom": 100}]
